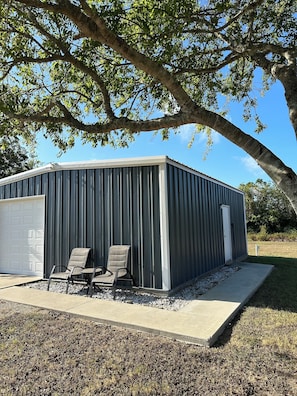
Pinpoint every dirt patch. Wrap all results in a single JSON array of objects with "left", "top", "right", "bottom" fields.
[{"left": 0, "top": 299, "right": 296, "bottom": 395}]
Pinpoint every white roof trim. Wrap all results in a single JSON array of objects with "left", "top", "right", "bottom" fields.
[
  {"left": 0, "top": 163, "right": 57, "bottom": 186},
  {"left": 0, "top": 155, "right": 242, "bottom": 193},
  {"left": 0, "top": 156, "right": 167, "bottom": 186}
]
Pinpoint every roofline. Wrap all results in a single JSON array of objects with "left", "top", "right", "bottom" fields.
[
  {"left": 0, "top": 156, "right": 167, "bottom": 186},
  {"left": 165, "top": 157, "right": 243, "bottom": 194},
  {"left": 0, "top": 155, "right": 242, "bottom": 193}
]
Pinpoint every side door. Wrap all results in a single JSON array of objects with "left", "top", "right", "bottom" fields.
[{"left": 221, "top": 204, "right": 233, "bottom": 263}]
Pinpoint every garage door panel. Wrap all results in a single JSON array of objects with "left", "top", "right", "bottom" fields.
[{"left": 0, "top": 196, "right": 45, "bottom": 276}]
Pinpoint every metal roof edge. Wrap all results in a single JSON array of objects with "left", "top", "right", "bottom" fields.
[
  {"left": 0, "top": 155, "right": 242, "bottom": 193},
  {"left": 0, "top": 163, "right": 57, "bottom": 186},
  {"left": 165, "top": 157, "right": 243, "bottom": 194},
  {"left": 54, "top": 155, "right": 168, "bottom": 171},
  {"left": 0, "top": 156, "right": 168, "bottom": 186}
]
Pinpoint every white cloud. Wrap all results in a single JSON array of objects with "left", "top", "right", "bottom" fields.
[
  {"left": 179, "top": 124, "right": 195, "bottom": 142},
  {"left": 197, "top": 129, "right": 220, "bottom": 145},
  {"left": 240, "top": 156, "right": 266, "bottom": 177}
]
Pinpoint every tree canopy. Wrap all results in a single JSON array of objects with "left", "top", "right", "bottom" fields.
[
  {"left": 0, "top": 137, "right": 35, "bottom": 178},
  {"left": 0, "top": 0, "right": 296, "bottom": 211},
  {"left": 239, "top": 179, "right": 297, "bottom": 233}
]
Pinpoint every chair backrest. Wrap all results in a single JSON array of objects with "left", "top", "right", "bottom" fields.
[
  {"left": 107, "top": 245, "right": 130, "bottom": 276},
  {"left": 68, "top": 248, "right": 91, "bottom": 273}
]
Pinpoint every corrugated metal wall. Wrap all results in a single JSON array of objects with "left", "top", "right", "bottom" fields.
[
  {"left": 166, "top": 164, "right": 247, "bottom": 290},
  {"left": 0, "top": 166, "right": 162, "bottom": 288},
  {"left": 0, "top": 158, "right": 247, "bottom": 291}
]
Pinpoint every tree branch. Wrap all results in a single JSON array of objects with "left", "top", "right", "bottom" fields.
[
  {"left": 188, "top": 0, "right": 266, "bottom": 34},
  {"left": 17, "top": 0, "right": 195, "bottom": 112},
  {"left": 2, "top": 103, "right": 198, "bottom": 134},
  {"left": 5, "top": 6, "right": 115, "bottom": 119}
]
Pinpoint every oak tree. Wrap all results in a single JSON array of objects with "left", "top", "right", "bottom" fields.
[{"left": 0, "top": 0, "right": 296, "bottom": 211}]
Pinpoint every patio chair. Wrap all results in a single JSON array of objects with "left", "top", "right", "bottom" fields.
[
  {"left": 90, "top": 245, "right": 134, "bottom": 299},
  {"left": 47, "top": 247, "right": 91, "bottom": 294}
]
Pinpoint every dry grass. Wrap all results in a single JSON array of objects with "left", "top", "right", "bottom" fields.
[
  {"left": 241, "top": 245, "right": 297, "bottom": 366},
  {"left": 1, "top": 304, "right": 296, "bottom": 395},
  {"left": 248, "top": 240, "right": 297, "bottom": 258},
  {"left": 1, "top": 242, "right": 297, "bottom": 395}
]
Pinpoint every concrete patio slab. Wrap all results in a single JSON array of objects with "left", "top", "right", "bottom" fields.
[
  {"left": 0, "top": 274, "right": 42, "bottom": 289},
  {"left": 0, "top": 262, "right": 274, "bottom": 346}
]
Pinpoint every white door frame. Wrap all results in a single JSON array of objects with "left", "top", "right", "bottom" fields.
[
  {"left": 221, "top": 204, "right": 233, "bottom": 263},
  {"left": 158, "top": 163, "right": 171, "bottom": 291}
]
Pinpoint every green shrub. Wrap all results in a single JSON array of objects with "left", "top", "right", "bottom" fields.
[
  {"left": 258, "top": 225, "right": 269, "bottom": 241},
  {"left": 247, "top": 229, "right": 297, "bottom": 242}
]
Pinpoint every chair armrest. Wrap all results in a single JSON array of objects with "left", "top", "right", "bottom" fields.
[
  {"left": 50, "top": 264, "right": 70, "bottom": 275},
  {"left": 114, "top": 268, "right": 135, "bottom": 285},
  {"left": 70, "top": 266, "right": 86, "bottom": 276},
  {"left": 114, "top": 267, "right": 129, "bottom": 281},
  {"left": 70, "top": 265, "right": 84, "bottom": 272}
]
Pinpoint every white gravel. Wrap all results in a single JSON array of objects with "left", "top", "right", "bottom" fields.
[{"left": 25, "top": 265, "right": 240, "bottom": 311}]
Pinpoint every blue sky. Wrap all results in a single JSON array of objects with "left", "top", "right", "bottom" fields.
[{"left": 36, "top": 81, "right": 296, "bottom": 189}]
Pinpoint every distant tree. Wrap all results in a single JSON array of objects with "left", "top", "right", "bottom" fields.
[
  {"left": 239, "top": 179, "right": 297, "bottom": 233},
  {"left": 0, "top": 137, "right": 36, "bottom": 178},
  {"left": 0, "top": 1, "right": 296, "bottom": 213}
]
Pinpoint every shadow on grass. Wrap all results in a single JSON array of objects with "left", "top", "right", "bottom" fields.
[
  {"left": 214, "top": 255, "right": 297, "bottom": 347},
  {"left": 246, "top": 255, "right": 297, "bottom": 313}
]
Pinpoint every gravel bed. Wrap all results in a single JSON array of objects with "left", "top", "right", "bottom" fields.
[{"left": 25, "top": 264, "right": 240, "bottom": 311}]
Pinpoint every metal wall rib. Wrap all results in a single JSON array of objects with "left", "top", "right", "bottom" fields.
[
  {"left": 0, "top": 166, "right": 162, "bottom": 288},
  {"left": 166, "top": 164, "right": 247, "bottom": 290},
  {"left": 0, "top": 160, "right": 247, "bottom": 291}
]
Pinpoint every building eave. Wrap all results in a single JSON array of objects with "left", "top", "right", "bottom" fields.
[{"left": 0, "top": 155, "right": 243, "bottom": 194}]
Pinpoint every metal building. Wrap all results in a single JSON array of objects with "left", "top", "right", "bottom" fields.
[{"left": 0, "top": 156, "right": 247, "bottom": 292}]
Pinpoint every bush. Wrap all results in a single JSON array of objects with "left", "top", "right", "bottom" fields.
[
  {"left": 247, "top": 229, "right": 297, "bottom": 242},
  {"left": 258, "top": 225, "right": 269, "bottom": 241}
]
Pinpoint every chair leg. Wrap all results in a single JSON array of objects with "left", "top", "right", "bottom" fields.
[
  {"left": 47, "top": 277, "right": 51, "bottom": 291},
  {"left": 66, "top": 278, "right": 70, "bottom": 294},
  {"left": 89, "top": 283, "right": 94, "bottom": 297}
]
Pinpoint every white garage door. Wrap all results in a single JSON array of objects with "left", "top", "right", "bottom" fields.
[{"left": 0, "top": 196, "right": 45, "bottom": 276}]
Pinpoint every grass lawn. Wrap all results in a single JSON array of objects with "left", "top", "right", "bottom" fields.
[
  {"left": 247, "top": 240, "right": 297, "bottom": 258},
  {"left": 222, "top": 241, "right": 297, "bottom": 361},
  {"left": 0, "top": 242, "right": 297, "bottom": 394}
]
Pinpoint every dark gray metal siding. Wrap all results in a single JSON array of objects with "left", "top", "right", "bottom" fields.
[
  {"left": 0, "top": 166, "right": 162, "bottom": 289},
  {"left": 166, "top": 164, "right": 247, "bottom": 290}
]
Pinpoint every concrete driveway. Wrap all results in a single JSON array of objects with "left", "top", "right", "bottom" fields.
[{"left": 0, "top": 274, "right": 42, "bottom": 289}]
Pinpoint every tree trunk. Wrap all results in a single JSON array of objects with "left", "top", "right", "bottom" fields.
[
  {"left": 272, "top": 66, "right": 297, "bottom": 139},
  {"left": 193, "top": 109, "right": 297, "bottom": 216}
]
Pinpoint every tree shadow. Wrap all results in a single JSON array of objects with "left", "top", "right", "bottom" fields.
[
  {"left": 213, "top": 255, "right": 297, "bottom": 347},
  {"left": 246, "top": 255, "right": 297, "bottom": 312}
]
